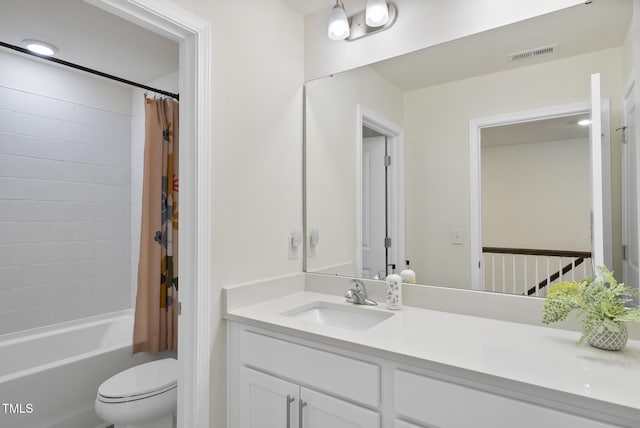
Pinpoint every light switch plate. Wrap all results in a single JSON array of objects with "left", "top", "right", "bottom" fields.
[{"left": 452, "top": 228, "right": 464, "bottom": 245}]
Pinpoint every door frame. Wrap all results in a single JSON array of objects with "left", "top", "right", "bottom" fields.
[
  {"left": 356, "top": 106, "right": 405, "bottom": 276},
  {"left": 88, "top": 1, "right": 212, "bottom": 427},
  {"left": 469, "top": 101, "right": 612, "bottom": 290},
  {"left": 622, "top": 78, "right": 639, "bottom": 289}
]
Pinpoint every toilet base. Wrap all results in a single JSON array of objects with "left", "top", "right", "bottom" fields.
[{"left": 114, "top": 414, "right": 174, "bottom": 428}]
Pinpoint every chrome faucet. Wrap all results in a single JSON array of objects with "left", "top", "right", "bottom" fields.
[{"left": 345, "top": 279, "right": 377, "bottom": 306}]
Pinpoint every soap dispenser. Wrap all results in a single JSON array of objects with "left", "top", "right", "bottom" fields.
[
  {"left": 385, "top": 264, "right": 402, "bottom": 310},
  {"left": 400, "top": 260, "right": 416, "bottom": 284}
]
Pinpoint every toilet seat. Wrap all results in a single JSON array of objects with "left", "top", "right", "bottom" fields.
[{"left": 97, "top": 358, "right": 177, "bottom": 404}]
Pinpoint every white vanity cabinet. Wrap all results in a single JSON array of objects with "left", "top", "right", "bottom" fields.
[
  {"left": 228, "top": 322, "right": 381, "bottom": 428},
  {"left": 392, "top": 369, "right": 621, "bottom": 428},
  {"left": 227, "top": 320, "right": 633, "bottom": 428}
]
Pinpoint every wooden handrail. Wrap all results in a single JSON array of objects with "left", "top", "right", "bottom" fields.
[
  {"left": 525, "top": 257, "right": 587, "bottom": 296},
  {"left": 482, "top": 247, "right": 592, "bottom": 259}
]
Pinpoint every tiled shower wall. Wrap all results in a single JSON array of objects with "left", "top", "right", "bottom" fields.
[{"left": 0, "top": 85, "right": 135, "bottom": 334}]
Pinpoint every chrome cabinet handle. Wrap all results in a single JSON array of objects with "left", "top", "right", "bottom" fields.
[
  {"left": 299, "top": 399, "right": 307, "bottom": 428},
  {"left": 286, "top": 395, "right": 295, "bottom": 428}
]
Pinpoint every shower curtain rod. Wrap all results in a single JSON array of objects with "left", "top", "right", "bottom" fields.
[{"left": 0, "top": 41, "right": 180, "bottom": 101}]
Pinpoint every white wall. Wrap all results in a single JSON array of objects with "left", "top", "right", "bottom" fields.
[
  {"left": 164, "top": 1, "right": 304, "bottom": 427},
  {"left": 0, "top": 51, "right": 135, "bottom": 334},
  {"left": 306, "top": 66, "right": 404, "bottom": 275},
  {"left": 404, "top": 47, "right": 624, "bottom": 289},
  {"left": 304, "top": 0, "right": 585, "bottom": 80},
  {"left": 482, "top": 138, "right": 591, "bottom": 251}
]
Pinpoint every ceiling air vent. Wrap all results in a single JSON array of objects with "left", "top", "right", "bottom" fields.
[{"left": 508, "top": 44, "right": 558, "bottom": 62}]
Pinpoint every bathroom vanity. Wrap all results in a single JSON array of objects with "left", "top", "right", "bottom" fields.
[{"left": 224, "top": 283, "right": 640, "bottom": 428}]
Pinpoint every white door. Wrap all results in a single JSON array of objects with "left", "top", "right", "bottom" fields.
[
  {"left": 590, "top": 73, "right": 612, "bottom": 270},
  {"left": 301, "top": 387, "right": 380, "bottom": 428},
  {"left": 240, "top": 367, "right": 299, "bottom": 428},
  {"left": 622, "top": 83, "right": 639, "bottom": 289},
  {"left": 362, "top": 136, "right": 387, "bottom": 278}
]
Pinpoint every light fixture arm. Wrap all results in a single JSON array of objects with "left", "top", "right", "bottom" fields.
[{"left": 346, "top": 2, "right": 397, "bottom": 41}]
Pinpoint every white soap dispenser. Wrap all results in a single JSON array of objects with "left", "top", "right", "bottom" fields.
[
  {"left": 385, "top": 264, "right": 402, "bottom": 310},
  {"left": 400, "top": 259, "right": 416, "bottom": 284}
]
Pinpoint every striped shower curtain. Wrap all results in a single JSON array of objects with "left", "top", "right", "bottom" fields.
[{"left": 133, "top": 96, "right": 179, "bottom": 353}]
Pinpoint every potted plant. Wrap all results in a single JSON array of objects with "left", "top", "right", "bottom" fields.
[{"left": 542, "top": 266, "right": 640, "bottom": 351}]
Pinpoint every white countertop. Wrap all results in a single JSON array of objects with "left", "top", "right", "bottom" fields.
[{"left": 224, "top": 291, "right": 640, "bottom": 419}]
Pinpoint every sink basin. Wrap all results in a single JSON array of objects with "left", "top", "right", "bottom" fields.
[{"left": 282, "top": 301, "right": 393, "bottom": 331}]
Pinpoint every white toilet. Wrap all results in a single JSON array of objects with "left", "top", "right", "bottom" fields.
[{"left": 95, "top": 358, "right": 177, "bottom": 428}]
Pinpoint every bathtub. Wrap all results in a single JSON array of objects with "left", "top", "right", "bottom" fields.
[{"left": 0, "top": 311, "right": 174, "bottom": 428}]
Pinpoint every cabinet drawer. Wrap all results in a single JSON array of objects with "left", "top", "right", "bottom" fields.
[
  {"left": 394, "top": 370, "right": 618, "bottom": 428},
  {"left": 240, "top": 330, "right": 380, "bottom": 407}
]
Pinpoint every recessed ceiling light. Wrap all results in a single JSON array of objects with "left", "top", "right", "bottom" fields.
[
  {"left": 577, "top": 119, "right": 592, "bottom": 126},
  {"left": 21, "top": 39, "right": 58, "bottom": 56}
]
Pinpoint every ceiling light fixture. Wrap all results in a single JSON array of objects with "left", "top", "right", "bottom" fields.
[
  {"left": 578, "top": 119, "right": 592, "bottom": 126},
  {"left": 327, "top": 1, "right": 397, "bottom": 42},
  {"left": 21, "top": 39, "right": 58, "bottom": 56},
  {"left": 366, "top": 0, "right": 390, "bottom": 27},
  {"left": 328, "top": 0, "right": 350, "bottom": 40}
]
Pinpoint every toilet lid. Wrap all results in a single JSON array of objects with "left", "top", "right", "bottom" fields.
[{"left": 98, "top": 358, "right": 177, "bottom": 400}]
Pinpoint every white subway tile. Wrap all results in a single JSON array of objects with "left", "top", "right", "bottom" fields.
[
  {"left": 7, "top": 244, "right": 38, "bottom": 266},
  {"left": 8, "top": 286, "right": 40, "bottom": 310},
  {"left": 36, "top": 242, "right": 75, "bottom": 263},
  {"left": 49, "top": 222, "right": 74, "bottom": 242},
  {"left": 25, "top": 93, "right": 50, "bottom": 117},
  {"left": 0, "top": 266, "right": 23, "bottom": 290},
  {"left": 0, "top": 201, "right": 14, "bottom": 221},
  {"left": 74, "top": 143, "right": 102, "bottom": 164},
  {"left": 12, "top": 112, "right": 39, "bottom": 136},
  {"left": 0, "top": 290, "right": 8, "bottom": 313},
  {"left": 94, "top": 165, "right": 130, "bottom": 185},
  {"left": 49, "top": 141, "right": 75, "bottom": 161},
  {"left": 62, "top": 202, "right": 88, "bottom": 221},
  {"left": 76, "top": 105, "right": 97, "bottom": 126},
  {"left": 87, "top": 125, "right": 108, "bottom": 146},
  {"left": 0, "top": 109, "right": 12, "bottom": 132},
  {"left": 64, "top": 122, "right": 87, "bottom": 144},
  {"left": 74, "top": 241, "right": 96, "bottom": 260},
  {"left": 38, "top": 116, "right": 64, "bottom": 140},
  {"left": 0, "top": 177, "right": 24, "bottom": 199},
  {"left": 75, "top": 278, "right": 97, "bottom": 299},
  {"left": 72, "top": 222, "right": 95, "bottom": 241},
  {"left": 0, "top": 307, "right": 49, "bottom": 334},
  {"left": 49, "top": 98, "right": 76, "bottom": 122},
  {"left": 0, "top": 87, "right": 26, "bottom": 112},
  {"left": 97, "top": 110, "right": 118, "bottom": 129},
  {"left": 115, "top": 114, "right": 131, "bottom": 133},
  {"left": 23, "top": 262, "right": 74, "bottom": 286},
  {"left": 64, "top": 163, "right": 96, "bottom": 183},
  {"left": 95, "top": 221, "right": 129, "bottom": 240},
  {"left": 48, "top": 301, "right": 81, "bottom": 325},
  {"left": 75, "top": 259, "right": 95, "bottom": 280},
  {"left": 0, "top": 133, "right": 52, "bottom": 159}
]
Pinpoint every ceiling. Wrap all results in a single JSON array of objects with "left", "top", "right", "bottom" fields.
[
  {"left": 0, "top": 1, "right": 631, "bottom": 97},
  {"left": 481, "top": 114, "right": 591, "bottom": 148},
  {"left": 0, "top": 0, "right": 178, "bottom": 86},
  {"left": 369, "top": 0, "right": 632, "bottom": 91}
]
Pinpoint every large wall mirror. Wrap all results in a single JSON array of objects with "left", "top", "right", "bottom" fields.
[{"left": 305, "top": 0, "right": 638, "bottom": 296}]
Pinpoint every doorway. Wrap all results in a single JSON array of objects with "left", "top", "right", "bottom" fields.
[
  {"left": 88, "top": 1, "right": 212, "bottom": 427},
  {"left": 469, "top": 95, "right": 612, "bottom": 292},
  {"left": 356, "top": 106, "right": 405, "bottom": 279}
]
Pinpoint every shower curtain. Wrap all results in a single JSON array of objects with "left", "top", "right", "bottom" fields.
[{"left": 133, "top": 96, "right": 179, "bottom": 353}]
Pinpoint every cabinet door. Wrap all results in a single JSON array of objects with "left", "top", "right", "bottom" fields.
[
  {"left": 240, "top": 367, "right": 299, "bottom": 428},
  {"left": 301, "top": 387, "right": 380, "bottom": 428}
]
